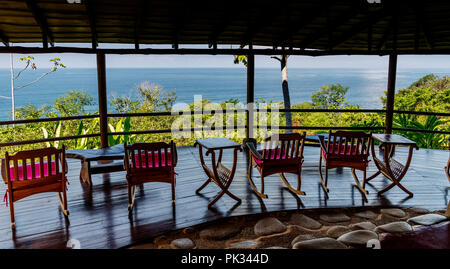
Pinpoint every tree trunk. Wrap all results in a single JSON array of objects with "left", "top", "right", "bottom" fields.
[
  {"left": 10, "top": 53, "right": 15, "bottom": 122},
  {"left": 280, "top": 54, "right": 292, "bottom": 133}
]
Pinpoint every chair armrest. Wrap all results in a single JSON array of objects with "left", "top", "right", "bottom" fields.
[
  {"left": 246, "top": 141, "right": 262, "bottom": 160},
  {"left": 318, "top": 135, "right": 327, "bottom": 153}
]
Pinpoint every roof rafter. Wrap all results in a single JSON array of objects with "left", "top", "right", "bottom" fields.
[
  {"left": 272, "top": 2, "right": 328, "bottom": 48},
  {"left": 134, "top": 0, "right": 149, "bottom": 49},
  {"left": 330, "top": 8, "right": 388, "bottom": 49},
  {"left": 297, "top": 4, "right": 368, "bottom": 49},
  {"left": 208, "top": 3, "right": 248, "bottom": 48},
  {"left": 25, "top": 0, "right": 54, "bottom": 48},
  {"left": 240, "top": 2, "right": 282, "bottom": 47},
  {"left": 416, "top": 4, "right": 434, "bottom": 49},
  {"left": 0, "top": 29, "right": 9, "bottom": 46},
  {"left": 376, "top": 17, "right": 395, "bottom": 51},
  {"left": 84, "top": 0, "right": 98, "bottom": 49}
]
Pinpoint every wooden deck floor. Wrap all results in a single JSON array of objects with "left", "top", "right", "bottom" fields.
[{"left": 0, "top": 145, "right": 448, "bottom": 249}]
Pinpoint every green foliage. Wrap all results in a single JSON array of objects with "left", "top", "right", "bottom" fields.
[
  {"left": 74, "top": 118, "right": 99, "bottom": 149},
  {"left": 108, "top": 117, "right": 139, "bottom": 146},
  {"left": 0, "top": 74, "right": 448, "bottom": 155},
  {"left": 16, "top": 104, "right": 51, "bottom": 120},
  {"left": 233, "top": 55, "right": 248, "bottom": 67},
  {"left": 393, "top": 114, "right": 447, "bottom": 149},
  {"left": 53, "top": 90, "right": 94, "bottom": 117},
  {"left": 41, "top": 121, "right": 62, "bottom": 148},
  {"left": 311, "top": 84, "right": 350, "bottom": 109},
  {"left": 111, "top": 96, "right": 140, "bottom": 113}
]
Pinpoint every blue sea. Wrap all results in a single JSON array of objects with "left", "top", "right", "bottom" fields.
[{"left": 0, "top": 67, "right": 448, "bottom": 120}]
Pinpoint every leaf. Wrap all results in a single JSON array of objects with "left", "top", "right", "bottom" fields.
[{"left": 41, "top": 126, "right": 51, "bottom": 147}]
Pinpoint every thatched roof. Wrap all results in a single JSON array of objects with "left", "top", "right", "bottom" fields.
[{"left": 1, "top": 0, "right": 450, "bottom": 54}]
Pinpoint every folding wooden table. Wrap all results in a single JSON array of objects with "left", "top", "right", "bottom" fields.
[
  {"left": 194, "top": 137, "right": 242, "bottom": 208},
  {"left": 367, "top": 134, "right": 419, "bottom": 196}
]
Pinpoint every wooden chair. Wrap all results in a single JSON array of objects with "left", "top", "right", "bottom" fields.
[
  {"left": 124, "top": 141, "right": 177, "bottom": 212},
  {"left": 2, "top": 146, "right": 69, "bottom": 229},
  {"left": 246, "top": 132, "right": 307, "bottom": 199},
  {"left": 318, "top": 131, "right": 372, "bottom": 197}
]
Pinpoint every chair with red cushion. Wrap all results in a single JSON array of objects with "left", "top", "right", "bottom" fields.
[
  {"left": 318, "top": 131, "right": 372, "bottom": 198},
  {"left": 2, "top": 146, "right": 69, "bottom": 229},
  {"left": 124, "top": 141, "right": 177, "bottom": 212},
  {"left": 246, "top": 132, "right": 306, "bottom": 199}
]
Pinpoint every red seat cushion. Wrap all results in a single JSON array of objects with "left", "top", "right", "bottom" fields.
[
  {"left": 322, "top": 145, "right": 364, "bottom": 161},
  {"left": 8, "top": 161, "right": 58, "bottom": 181},
  {"left": 251, "top": 148, "right": 292, "bottom": 166},
  {"left": 134, "top": 152, "right": 172, "bottom": 168}
]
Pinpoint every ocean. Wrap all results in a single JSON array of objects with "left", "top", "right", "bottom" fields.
[{"left": 0, "top": 67, "right": 448, "bottom": 121}]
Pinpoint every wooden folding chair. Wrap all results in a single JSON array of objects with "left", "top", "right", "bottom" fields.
[
  {"left": 124, "top": 141, "right": 177, "bottom": 212},
  {"left": 318, "top": 131, "right": 372, "bottom": 198},
  {"left": 2, "top": 146, "right": 69, "bottom": 229},
  {"left": 246, "top": 132, "right": 307, "bottom": 199}
]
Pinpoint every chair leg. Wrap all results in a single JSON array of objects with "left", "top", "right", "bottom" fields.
[
  {"left": 279, "top": 172, "right": 306, "bottom": 196},
  {"left": 352, "top": 168, "right": 369, "bottom": 200},
  {"left": 247, "top": 169, "right": 269, "bottom": 199},
  {"left": 9, "top": 192, "right": 15, "bottom": 230},
  {"left": 128, "top": 184, "right": 136, "bottom": 211},
  {"left": 318, "top": 155, "right": 329, "bottom": 193},
  {"left": 171, "top": 181, "right": 175, "bottom": 203},
  {"left": 247, "top": 162, "right": 268, "bottom": 199},
  {"left": 58, "top": 187, "right": 69, "bottom": 216}
]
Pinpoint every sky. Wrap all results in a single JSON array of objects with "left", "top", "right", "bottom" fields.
[{"left": 0, "top": 43, "right": 450, "bottom": 70}]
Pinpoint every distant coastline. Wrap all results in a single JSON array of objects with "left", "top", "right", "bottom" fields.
[{"left": 0, "top": 67, "right": 448, "bottom": 120}]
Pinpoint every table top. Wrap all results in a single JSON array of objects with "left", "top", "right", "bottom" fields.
[
  {"left": 195, "top": 137, "right": 241, "bottom": 150},
  {"left": 66, "top": 144, "right": 125, "bottom": 161},
  {"left": 372, "top": 134, "right": 417, "bottom": 146}
]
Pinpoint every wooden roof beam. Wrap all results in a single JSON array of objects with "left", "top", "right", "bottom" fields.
[
  {"left": 241, "top": 3, "right": 281, "bottom": 47},
  {"left": 416, "top": 5, "right": 434, "bottom": 49},
  {"left": 0, "top": 29, "right": 9, "bottom": 46},
  {"left": 134, "top": 0, "right": 149, "bottom": 50},
  {"left": 272, "top": 2, "right": 327, "bottom": 48},
  {"left": 330, "top": 8, "right": 387, "bottom": 49},
  {"left": 25, "top": 0, "right": 54, "bottom": 48},
  {"left": 172, "top": 4, "right": 192, "bottom": 49},
  {"left": 297, "top": 4, "right": 367, "bottom": 49},
  {"left": 208, "top": 2, "right": 249, "bottom": 48},
  {"left": 376, "top": 16, "right": 395, "bottom": 51},
  {"left": 84, "top": 0, "right": 98, "bottom": 49}
]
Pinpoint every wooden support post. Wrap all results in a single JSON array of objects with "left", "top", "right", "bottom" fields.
[
  {"left": 246, "top": 52, "right": 255, "bottom": 139},
  {"left": 385, "top": 53, "right": 397, "bottom": 134},
  {"left": 96, "top": 52, "right": 108, "bottom": 148}
]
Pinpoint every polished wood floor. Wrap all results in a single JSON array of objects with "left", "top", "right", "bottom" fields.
[{"left": 0, "top": 145, "right": 448, "bottom": 249}]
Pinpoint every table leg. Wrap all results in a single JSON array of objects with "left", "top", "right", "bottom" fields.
[
  {"left": 197, "top": 147, "right": 242, "bottom": 208},
  {"left": 377, "top": 145, "right": 416, "bottom": 197},
  {"left": 195, "top": 145, "right": 213, "bottom": 194}
]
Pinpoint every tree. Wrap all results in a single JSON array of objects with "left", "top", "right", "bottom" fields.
[
  {"left": 53, "top": 90, "right": 94, "bottom": 117},
  {"left": 233, "top": 52, "right": 293, "bottom": 132},
  {"left": 271, "top": 54, "right": 292, "bottom": 133},
  {"left": 2, "top": 55, "right": 66, "bottom": 121},
  {"left": 311, "top": 84, "right": 350, "bottom": 109}
]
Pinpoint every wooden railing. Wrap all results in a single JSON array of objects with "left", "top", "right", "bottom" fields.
[{"left": 0, "top": 109, "right": 448, "bottom": 148}]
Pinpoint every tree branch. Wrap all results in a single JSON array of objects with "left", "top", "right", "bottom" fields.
[
  {"left": 0, "top": 95, "right": 11, "bottom": 99},
  {"left": 271, "top": 56, "right": 281, "bottom": 62},
  {"left": 14, "top": 60, "right": 31, "bottom": 80},
  {"left": 14, "top": 69, "right": 55, "bottom": 91}
]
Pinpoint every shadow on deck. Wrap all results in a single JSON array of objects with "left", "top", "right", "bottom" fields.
[{"left": 0, "top": 146, "right": 448, "bottom": 249}]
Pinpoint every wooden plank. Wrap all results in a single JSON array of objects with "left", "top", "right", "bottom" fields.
[{"left": 0, "top": 146, "right": 448, "bottom": 249}]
